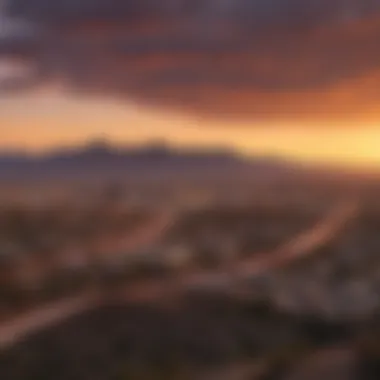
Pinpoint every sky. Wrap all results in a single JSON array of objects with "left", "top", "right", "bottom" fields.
[
  {"left": 2, "top": 0, "right": 380, "bottom": 167},
  {"left": 2, "top": 89, "right": 380, "bottom": 168}
]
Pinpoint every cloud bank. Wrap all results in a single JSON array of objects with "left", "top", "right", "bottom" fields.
[{"left": 2, "top": 0, "right": 380, "bottom": 122}]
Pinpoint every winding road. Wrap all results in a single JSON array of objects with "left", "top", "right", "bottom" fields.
[{"left": 0, "top": 200, "right": 359, "bottom": 350}]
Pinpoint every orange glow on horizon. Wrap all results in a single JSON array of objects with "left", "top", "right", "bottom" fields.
[{"left": 1, "top": 92, "right": 380, "bottom": 169}]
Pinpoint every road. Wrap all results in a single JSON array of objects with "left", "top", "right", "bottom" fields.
[
  {"left": 167, "top": 200, "right": 360, "bottom": 294},
  {"left": 0, "top": 208, "right": 178, "bottom": 350},
  {"left": 0, "top": 292, "right": 101, "bottom": 349},
  {"left": 0, "top": 201, "right": 359, "bottom": 350},
  {"left": 237, "top": 200, "right": 359, "bottom": 276}
]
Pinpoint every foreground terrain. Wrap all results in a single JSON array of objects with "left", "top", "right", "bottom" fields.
[{"left": 1, "top": 175, "right": 380, "bottom": 379}]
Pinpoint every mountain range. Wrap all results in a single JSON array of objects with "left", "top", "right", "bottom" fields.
[{"left": 0, "top": 140, "right": 291, "bottom": 181}]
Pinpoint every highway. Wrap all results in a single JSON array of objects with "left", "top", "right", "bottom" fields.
[{"left": 0, "top": 200, "right": 359, "bottom": 350}]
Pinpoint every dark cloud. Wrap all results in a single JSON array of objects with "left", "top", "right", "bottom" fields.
[
  {"left": 7, "top": 0, "right": 380, "bottom": 25},
  {"left": 2, "top": 0, "right": 380, "bottom": 121}
]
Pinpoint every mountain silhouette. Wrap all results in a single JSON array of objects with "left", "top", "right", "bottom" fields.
[{"left": 0, "top": 141, "right": 290, "bottom": 181}]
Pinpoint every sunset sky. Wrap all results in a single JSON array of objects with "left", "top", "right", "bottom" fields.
[
  {"left": 2, "top": 0, "right": 380, "bottom": 168},
  {"left": 1, "top": 89, "right": 380, "bottom": 168}
]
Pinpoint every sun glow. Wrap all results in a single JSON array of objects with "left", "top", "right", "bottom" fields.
[{"left": 1, "top": 91, "right": 380, "bottom": 168}]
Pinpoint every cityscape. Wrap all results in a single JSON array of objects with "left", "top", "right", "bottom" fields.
[
  {"left": 1, "top": 143, "right": 380, "bottom": 379},
  {"left": 2, "top": 0, "right": 380, "bottom": 379}
]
